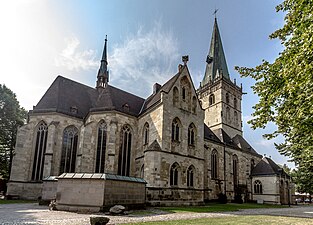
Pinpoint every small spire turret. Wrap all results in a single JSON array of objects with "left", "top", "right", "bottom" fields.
[{"left": 97, "top": 35, "right": 109, "bottom": 89}]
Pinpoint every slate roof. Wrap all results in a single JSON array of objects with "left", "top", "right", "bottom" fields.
[
  {"left": 210, "top": 128, "right": 262, "bottom": 157},
  {"left": 212, "top": 128, "right": 240, "bottom": 149},
  {"left": 140, "top": 72, "right": 180, "bottom": 114},
  {"left": 92, "top": 85, "right": 145, "bottom": 117},
  {"left": 32, "top": 76, "right": 145, "bottom": 119},
  {"left": 202, "top": 18, "right": 230, "bottom": 86},
  {"left": 251, "top": 157, "right": 290, "bottom": 177},
  {"left": 232, "top": 134, "right": 260, "bottom": 156},
  {"left": 204, "top": 124, "right": 222, "bottom": 143},
  {"left": 33, "top": 76, "right": 98, "bottom": 119}
]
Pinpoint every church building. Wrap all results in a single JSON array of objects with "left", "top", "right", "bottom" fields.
[{"left": 7, "top": 19, "right": 293, "bottom": 207}]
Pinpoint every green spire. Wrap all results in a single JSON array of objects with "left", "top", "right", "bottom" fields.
[
  {"left": 202, "top": 18, "right": 230, "bottom": 86},
  {"left": 97, "top": 35, "right": 109, "bottom": 88}
]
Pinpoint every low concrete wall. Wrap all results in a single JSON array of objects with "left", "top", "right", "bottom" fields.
[{"left": 55, "top": 173, "right": 146, "bottom": 212}]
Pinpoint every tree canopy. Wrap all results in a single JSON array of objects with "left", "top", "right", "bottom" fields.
[
  {"left": 0, "top": 84, "right": 27, "bottom": 180},
  {"left": 236, "top": 0, "right": 313, "bottom": 191}
]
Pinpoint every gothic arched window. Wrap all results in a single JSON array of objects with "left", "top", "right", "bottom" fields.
[
  {"left": 188, "top": 123, "right": 196, "bottom": 146},
  {"left": 209, "top": 94, "right": 215, "bottom": 106},
  {"left": 118, "top": 125, "right": 132, "bottom": 176},
  {"left": 254, "top": 180, "right": 263, "bottom": 194},
  {"left": 234, "top": 111, "right": 238, "bottom": 125},
  {"left": 95, "top": 121, "right": 107, "bottom": 173},
  {"left": 171, "top": 118, "right": 180, "bottom": 142},
  {"left": 182, "top": 87, "right": 186, "bottom": 100},
  {"left": 234, "top": 97, "right": 237, "bottom": 109},
  {"left": 60, "top": 126, "right": 78, "bottom": 174},
  {"left": 143, "top": 122, "right": 149, "bottom": 146},
  {"left": 226, "top": 93, "right": 230, "bottom": 104},
  {"left": 170, "top": 163, "right": 180, "bottom": 186},
  {"left": 233, "top": 155, "right": 239, "bottom": 186},
  {"left": 192, "top": 96, "right": 197, "bottom": 113},
  {"left": 226, "top": 107, "right": 231, "bottom": 122},
  {"left": 187, "top": 165, "right": 195, "bottom": 187},
  {"left": 173, "top": 86, "right": 179, "bottom": 106},
  {"left": 31, "top": 121, "right": 48, "bottom": 181},
  {"left": 211, "top": 149, "right": 218, "bottom": 179}
]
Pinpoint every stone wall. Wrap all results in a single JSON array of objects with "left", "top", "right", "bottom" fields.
[
  {"left": 198, "top": 78, "right": 243, "bottom": 138},
  {"left": 41, "top": 177, "right": 58, "bottom": 203},
  {"left": 6, "top": 182, "right": 42, "bottom": 200}
]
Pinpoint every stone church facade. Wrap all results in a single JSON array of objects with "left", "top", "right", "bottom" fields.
[{"left": 7, "top": 19, "right": 293, "bottom": 206}]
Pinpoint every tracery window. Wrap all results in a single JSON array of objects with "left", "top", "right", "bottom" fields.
[
  {"left": 143, "top": 122, "right": 149, "bottom": 145},
  {"left": 170, "top": 163, "right": 179, "bottom": 186},
  {"left": 187, "top": 165, "right": 195, "bottom": 187},
  {"left": 95, "top": 121, "right": 107, "bottom": 173},
  {"left": 60, "top": 126, "right": 78, "bottom": 174},
  {"left": 254, "top": 180, "right": 263, "bottom": 194},
  {"left": 118, "top": 125, "right": 132, "bottom": 176},
  {"left": 188, "top": 123, "right": 196, "bottom": 146},
  {"left": 211, "top": 149, "right": 218, "bottom": 179},
  {"left": 171, "top": 118, "right": 180, "bottom": 142},
  {"left": 31, "top": 121, "right": 48, "bottom": 181}
]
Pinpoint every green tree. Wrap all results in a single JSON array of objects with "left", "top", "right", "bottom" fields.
[
  {"left": 0, "top": 84, "right": 27, "bottom": 180},
  {"left": 235, "top": 0, "right": 313, "bottom": 184},
  {"left": 291, "top": 168, "right": 313, "bottom": 195}
]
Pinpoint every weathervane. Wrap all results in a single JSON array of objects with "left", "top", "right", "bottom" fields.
[{"left": 213, "top": 8, "right": 219, "bottom": 18}]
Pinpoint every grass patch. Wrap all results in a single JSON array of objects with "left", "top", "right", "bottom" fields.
[
  {"left": 157, "top": 203, "right": 286, "bottom": 213},
  {"left": 0, "top": 199, "right": 37, "bottom": 204},
  {"left": 125, "top": 215, "right": 313, "bottom": 225}
]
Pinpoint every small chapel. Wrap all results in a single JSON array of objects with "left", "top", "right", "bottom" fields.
[{"left": 7, "top": 18, "right": 294, "bottom": 209}]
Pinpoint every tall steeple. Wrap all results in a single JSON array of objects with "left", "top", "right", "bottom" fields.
[
  {"left": 97, "top": 36, "right": 109, "bottom": 89},
  {"left": 198, "top": 17, "right": 243, "bottom": 138},
  {"left": 201, "top": 18, "right": 230, "bottom": 86}
]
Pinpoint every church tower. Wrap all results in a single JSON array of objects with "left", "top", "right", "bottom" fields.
[
  {"left": 96, "top": 36, "right": 109, "bottom": 88},
  {"left": 198, "top": 18, "right": 243, "bottom": 138}
]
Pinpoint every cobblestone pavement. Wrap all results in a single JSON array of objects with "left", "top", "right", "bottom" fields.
[{"left": 0, "top": 203, "right": 312, "bottom": 225}]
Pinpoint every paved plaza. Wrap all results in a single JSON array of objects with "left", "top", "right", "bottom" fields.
[{"left": 0, "top": 203, "right": 312, "bottom": 225}]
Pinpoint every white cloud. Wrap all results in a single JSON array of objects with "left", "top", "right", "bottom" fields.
[
  {"left": 109, "top": 22, "right": 180, "bottom": 97},
  {"left": 55, "top": 36, "right": 98, "bottom": 71}
]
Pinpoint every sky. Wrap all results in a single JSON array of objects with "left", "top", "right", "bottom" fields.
[{"left": 0, "top": 0, "right": 294, "bottom": 168}]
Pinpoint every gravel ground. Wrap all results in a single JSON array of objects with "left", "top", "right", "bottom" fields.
[{"left": 0, "top": 203, "right": 312, "bottom": 225}]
